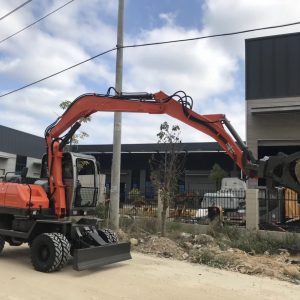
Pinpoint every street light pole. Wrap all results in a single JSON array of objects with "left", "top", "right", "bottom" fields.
[{"left": 109, "top": 0, "right": 124, "bottom": 230}]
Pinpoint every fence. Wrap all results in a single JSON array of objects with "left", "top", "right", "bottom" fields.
[
  {"left": 117, "top": 188, "right": 246, "bottom": 226},
  {"left": 259, "top": 188, "right": 300, "bottom": 231},
  {"left": 119, "top": 192, "right": 158, "bottom": 219},
  {"left": 119, "top": 189, "right": 158, "bottom": 219}
]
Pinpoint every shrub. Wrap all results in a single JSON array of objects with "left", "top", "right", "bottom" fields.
[
  {"left": 190, "top": 248, "right": 239, "bottom": 269},
  {"left": 95, "top": 203, "right": 109, "bottom": 219},
  {"left": 120, "top": 216, "right": 158, "bottom": 236},
  {"left": 128, "top": 188, "right": 145, "bottom": 205},
  {"left": 209, "top": 224, "right": 300, "bottom": 255}
]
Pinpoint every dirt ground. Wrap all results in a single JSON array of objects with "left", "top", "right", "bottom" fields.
[
  {"left": 133, "top": 234, "right": 300, "bottom": 283},
  {"left": 0, "top": 245, "right": 300, "bottom": 300}
]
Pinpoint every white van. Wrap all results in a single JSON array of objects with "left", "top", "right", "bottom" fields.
[{"left": 201, "top": 178, "right": 246, "bottom": 210}]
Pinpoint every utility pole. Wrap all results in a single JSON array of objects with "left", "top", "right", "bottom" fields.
[{"left": 109, "top": 0, "right": 124, "bottom": 230}]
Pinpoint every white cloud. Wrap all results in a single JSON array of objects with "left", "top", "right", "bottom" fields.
[
  {"left": 120, "top": 14, "right": 239, "bottom": 144},
  {"left": 124, "top": 25, "right": 237, "bottom": 100},
  {"left": 159, "top": 12, "right": 177, "bottom": 26},
  {"left": 0, "top": 0, "right": 117, "bottom": 139},
  {"left": 203, "top": 0, "right": 300, "bottom": 59},
  {"left": 119, "top": 0, "right": 300, "bottom": 144}
]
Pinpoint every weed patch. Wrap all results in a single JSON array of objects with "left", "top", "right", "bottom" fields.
[
  {"left": 207, "top": 222, "right": 300, "bottom": 254},
  {"left": 189, "top": 248, "right": 240, "bottom": 269}
]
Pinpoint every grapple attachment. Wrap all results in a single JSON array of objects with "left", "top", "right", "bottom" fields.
[
  {"left": 73, "top": 242, "right": 131, "bottom": 271},
  {"left": 258, "top": 151, "right": 300, "bottom": 202}
]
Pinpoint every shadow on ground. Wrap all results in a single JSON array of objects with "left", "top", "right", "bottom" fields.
[{"left": 0, "top": 244, "right": 130, "bottom": 275}]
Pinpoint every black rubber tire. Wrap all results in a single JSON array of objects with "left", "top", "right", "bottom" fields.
[
  {"left": 98, "top": 229, "right": 118, "bottom": 244},
  {"left": 0, "top": 236, "right": 5, "bottom": 254},
  {"left": 30, "top": 233, "right": 63, "bottom": 273},
  {"left": 53, "top": 233, "right": 71, "bottom": 271}
]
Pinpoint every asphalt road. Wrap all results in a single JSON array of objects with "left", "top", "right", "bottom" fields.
[{"left": 0, "top": 245, "right": 299, "bottom": 300}]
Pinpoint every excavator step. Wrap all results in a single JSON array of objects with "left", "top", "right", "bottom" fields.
[{"left": 73, "top": 241, "right": 131, "bottom": 271}]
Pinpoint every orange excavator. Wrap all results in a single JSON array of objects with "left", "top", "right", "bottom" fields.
[{"left": 0, "top": 88, "right": 299, "bottom": 272}]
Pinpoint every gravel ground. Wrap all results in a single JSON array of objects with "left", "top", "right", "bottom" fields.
[
  {"left": 132, "top": 234, "right": 300, "bottom": 283},
  {"left": 0, "top": 245, "right": 299, "bottom": 300}
]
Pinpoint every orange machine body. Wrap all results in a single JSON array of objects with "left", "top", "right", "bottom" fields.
[{"left": 0, "top": 182, "right": 49, "bottom": 209}]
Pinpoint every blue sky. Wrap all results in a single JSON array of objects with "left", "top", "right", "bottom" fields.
[
  {"left": 125, "top": 0, "right": 203, "bottom": 33},
  {"left": 1, "top": 0, "right": 300, "bottom": 145}
]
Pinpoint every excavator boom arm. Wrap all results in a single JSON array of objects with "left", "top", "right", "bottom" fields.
[{"left": 45, "top": 90, "right": 300, "bottom": 217}]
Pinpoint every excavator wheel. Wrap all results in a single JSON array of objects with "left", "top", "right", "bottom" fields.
[
  {"left": 98, "top": 229, "right": 118, "bottom": 244},
  {"left": 0, "top": 236, "right": 5, "bottom": 254},
  {"left": 30, "top": 233, "right": 63, "bottom": 273},
  {"left": 53, "top": 233, "right": 71, "bottom": 271}
]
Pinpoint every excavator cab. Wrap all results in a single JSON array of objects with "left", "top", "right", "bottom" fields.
[
  {"left": 62, "top": 152, "right": 99, "bottom": 216},
  {"left": 40, "top": 152, "right": 100, "bottom": 216}
]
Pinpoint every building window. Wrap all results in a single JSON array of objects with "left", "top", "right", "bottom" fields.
[
  {"left": 131, "top": 169, "right": 140, "bottom": 189},
  {"left": 145, "top": 181, "right": 155, "bottom": 199},
  {"left": 178, "top": 178, "right": 185, "bottom": 194},
  {"left": 15, "top": 155, "right": 27, "bottom": 174}
]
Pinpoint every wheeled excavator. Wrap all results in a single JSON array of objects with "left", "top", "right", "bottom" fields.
[{"left": 0, "top": 88, "right": 300, "bottom": 272}]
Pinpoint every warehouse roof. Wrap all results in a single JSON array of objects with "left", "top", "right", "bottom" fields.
[
  {"left": 0, "top": 125, "right": 45, "bottom": 158},
  {"left": 74, "top": 142, "right": 223, "bottom": 154},
  {"left": 0, "top": 124, "right": 224, "bottom": 158}
]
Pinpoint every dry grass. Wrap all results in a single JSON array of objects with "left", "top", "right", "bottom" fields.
[
  {"left": 120, "top": 218, "right": 300, "bottom": 284},
  {"left": 207, "top": 221, "right": 300, "bottom": 255}
]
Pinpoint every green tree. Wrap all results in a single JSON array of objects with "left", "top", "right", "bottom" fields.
[
  {"left": 209, "top": 163, "right": 227, "bottom": 190},
  {"left": 150, "top": 122, "right": 185, "bottom": 236},
  {"left": 59, "top": 100, "right": 91, "bottom": 144}
]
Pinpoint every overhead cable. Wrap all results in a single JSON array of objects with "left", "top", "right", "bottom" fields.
[
  {"left": 1, "top": 20, "right": 300, "bottom": 98},
  {"left": 0, "top": 0, "right": 75, "bottom": 45},
  {"left": 0, "top": 47, "right": 117, "bottom": 98},
  {"left": 122, "top": 20, "right": 300, "bottom": 49},
  {"left": 0, "top": 0, "right": 33, "bottom": 21}
]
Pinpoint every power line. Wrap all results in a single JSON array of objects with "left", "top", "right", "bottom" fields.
[
  {"left": 0, "top": 0, "right": 75, "bottom": 45},
  {"left": 0, "top": 47, "right": 117, "bottom": 98},
  {"left": 122, "top": 20, "right": 300, "bottom": 49},
  {"left": 0, "top": 0, "right": 33, "bottom": 21},
  {"left": 1, "top": 20, "right": 300, "bottom": 98}
]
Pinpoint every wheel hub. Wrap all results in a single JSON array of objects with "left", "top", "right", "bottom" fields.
[{"left": 39, "top": 246, "right": 50, "bottom": 261}]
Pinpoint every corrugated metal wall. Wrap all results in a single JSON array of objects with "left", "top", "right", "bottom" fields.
[
  {"left": 246, "top": 32, "right": 300, "bottom": 100},
  {"left": 0, "top": 125, "right": 45, "bottom": 158}
]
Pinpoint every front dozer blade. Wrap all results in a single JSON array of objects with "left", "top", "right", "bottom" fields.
[{"left": 73, "top": 242, "right": 131, "bottom": 271}]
